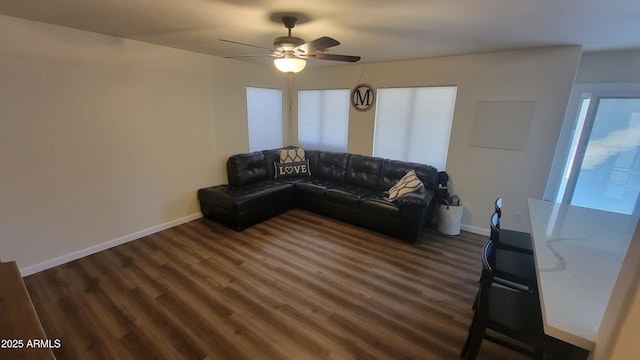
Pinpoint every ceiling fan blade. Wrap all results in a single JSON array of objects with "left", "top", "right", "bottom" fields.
[
  {"left": 312, "top": 53, "right": 361, "bottom": 62},
  {"left": 296, "top": 36, "right": 340, "bottom": 53},
  {"left": 219, "top": 39, "right": 272, "bottom": 51},
  {"left": 225, "top": 54, "right": 276, "bottom": 59}
]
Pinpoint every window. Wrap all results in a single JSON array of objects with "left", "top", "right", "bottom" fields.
[
  {"left": 546, "top": 83, "right": 640, "bottom": 215},
  {"left": 373, "top": 86, "right": 457, "bottom": 170},
  {"left": 298, "top": 89, "right": 349, "bottom": 151},
  {"left": 246, "top": 87, "right": 283, "bottom": 152}
]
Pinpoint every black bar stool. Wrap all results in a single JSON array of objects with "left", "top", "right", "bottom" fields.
[{"left": 492, "top": 198, "right": 533, "bottom": 254}]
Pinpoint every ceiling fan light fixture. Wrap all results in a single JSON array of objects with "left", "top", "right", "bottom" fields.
[
  {"left": 223, "top": 14, "right": 359, "bottom": 72},
  {"left": 274, "top": 56, "right": 306, "bottom": 73}
]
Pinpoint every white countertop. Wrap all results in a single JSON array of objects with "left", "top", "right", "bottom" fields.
[{"left": 528, "top": 198, "right": 639, "bottom": 351}]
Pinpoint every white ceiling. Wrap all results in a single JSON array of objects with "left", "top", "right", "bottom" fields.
[{"left": 1, "top": 0, "right": 640, "bottom": 67}]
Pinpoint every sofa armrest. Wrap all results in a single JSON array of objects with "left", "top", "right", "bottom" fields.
[{"left": 396, "top": 189, "right": 434, "bottom": 208}]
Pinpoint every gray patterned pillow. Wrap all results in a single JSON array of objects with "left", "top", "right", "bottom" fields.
[
  {"left": 280, "top": 148, "right": 305, "bottom": 163},
  {"left": 385, "top": 170, "right": 424, "bottom": 201}
]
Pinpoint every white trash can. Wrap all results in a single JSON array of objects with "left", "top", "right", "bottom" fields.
[{"left": 438, "top": 199, "right": 463, "bottom": 236}]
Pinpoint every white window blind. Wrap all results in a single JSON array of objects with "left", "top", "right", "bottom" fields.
[
  {"left": 246, "top": 87, "right": 283, "bottom": 152},
  {"left": 373, "top": 86, "right": 457, "bottom": 170},
  {"left": 298, "top": 89, "right": 349, "bottom": 151}
]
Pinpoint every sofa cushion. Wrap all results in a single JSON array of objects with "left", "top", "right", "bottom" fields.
[
  {"left": 360, "top": 193, "right": 401, "bottom": 218},
  {"left": 227, "top": 151, "right": 269, "bottom": 186},
  {"left": 396, "top": 190, "right": 433, "bottom": 208},
  {"left": 199, "top": 181, "right": 293, "bottom": 212},
  {"left": 345, "top": 154, "right": 383, "bottom": 188},
  {"left": 304, "top": 150, "right": 321, "bottom": 176},
  {"left": 262, "top": 148, "right": 281, "bottom": 179},
  {"left": 316, "top": 152, "right": 350, "bottom": 181},
  {"left": 325, "top": 184, "right": 374, "bottom": 207},
  {"left": 294, "top": 178, "right": 336, "bottom": 199},
  {"left": 378, "top": 159, "right": 439, "bottom": 191},
  {"left": 385, "top": 170, "right": 425, "bottom": 201}
]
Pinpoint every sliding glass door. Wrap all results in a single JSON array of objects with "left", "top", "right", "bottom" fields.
[{"left": 558, "top": 94, "right": 640, "bottom": 215}]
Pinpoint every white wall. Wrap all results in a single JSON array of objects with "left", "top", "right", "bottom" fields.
[
  {"left": 576, "top": 49, "right": 640, "bottom": 83},
  {"left": 291, "top": 46, "right": 583, "bottom": 233},
  {"left": 0, "top": 15, "right": 286, "bottom": 274}
]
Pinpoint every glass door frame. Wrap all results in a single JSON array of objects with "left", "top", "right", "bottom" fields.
[
  {"left": 545, "top": 83, "right": 640, "bottom": 211},
  {"left": 561, "top": 95, "right": 640, "bottom": 208}
]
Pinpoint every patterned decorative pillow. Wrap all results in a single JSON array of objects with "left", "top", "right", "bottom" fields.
[
  {"left": 385, "top": 170, "right": 424, "bottom": 202},
  {"left": 280, "top": 148, "right": 305, "bottom": 163},
  {"left": 274, "top": 159, "right": 311, "bottom": 178}
]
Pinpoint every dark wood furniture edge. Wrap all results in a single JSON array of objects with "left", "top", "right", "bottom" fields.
[{"left": 0, "top": 261, "right": 56, "bottom": 359}]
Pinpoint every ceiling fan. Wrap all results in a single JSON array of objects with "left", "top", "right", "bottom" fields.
[{"left": 220, "top": 15, "right": 361, "bottom": 73}]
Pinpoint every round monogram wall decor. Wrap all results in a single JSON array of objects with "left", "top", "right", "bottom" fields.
[{"left": 351, "top": 84, "right": 375, "bottom": 112}]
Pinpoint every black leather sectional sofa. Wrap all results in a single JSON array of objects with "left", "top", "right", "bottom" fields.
[{"left": 197, "top": 147, "right": 439, "bottom": 243}]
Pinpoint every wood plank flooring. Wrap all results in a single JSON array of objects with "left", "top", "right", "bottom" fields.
[{"left": 24, "top": 209, "right": 528, "bottom": 360}]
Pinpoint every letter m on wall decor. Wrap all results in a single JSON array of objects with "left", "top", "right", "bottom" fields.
[{"left": 351, "top": 84, "right": 375, "bottom": 112}]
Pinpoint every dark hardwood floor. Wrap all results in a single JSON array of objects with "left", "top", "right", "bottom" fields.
[{"left": 24, "top": 209, "right": 528, "bottom": 360}]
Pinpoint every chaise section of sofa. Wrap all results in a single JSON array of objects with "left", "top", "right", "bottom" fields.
[
  {"left": 197, "top": 150, "right": 296, "bottom": 231},
  {"left": 198, "top": 147, "right": 439, "bottom": 242}
]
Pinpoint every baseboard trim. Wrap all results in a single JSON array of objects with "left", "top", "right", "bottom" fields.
[
  {"left": 460, "top": 223, "right": 490, "bottom": 237},
  {"left": 20, "top": 215, "right": 487, "bottom": 276},
  {"left": 20, "top": 213, "right": 203, "bottom": 276}
]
